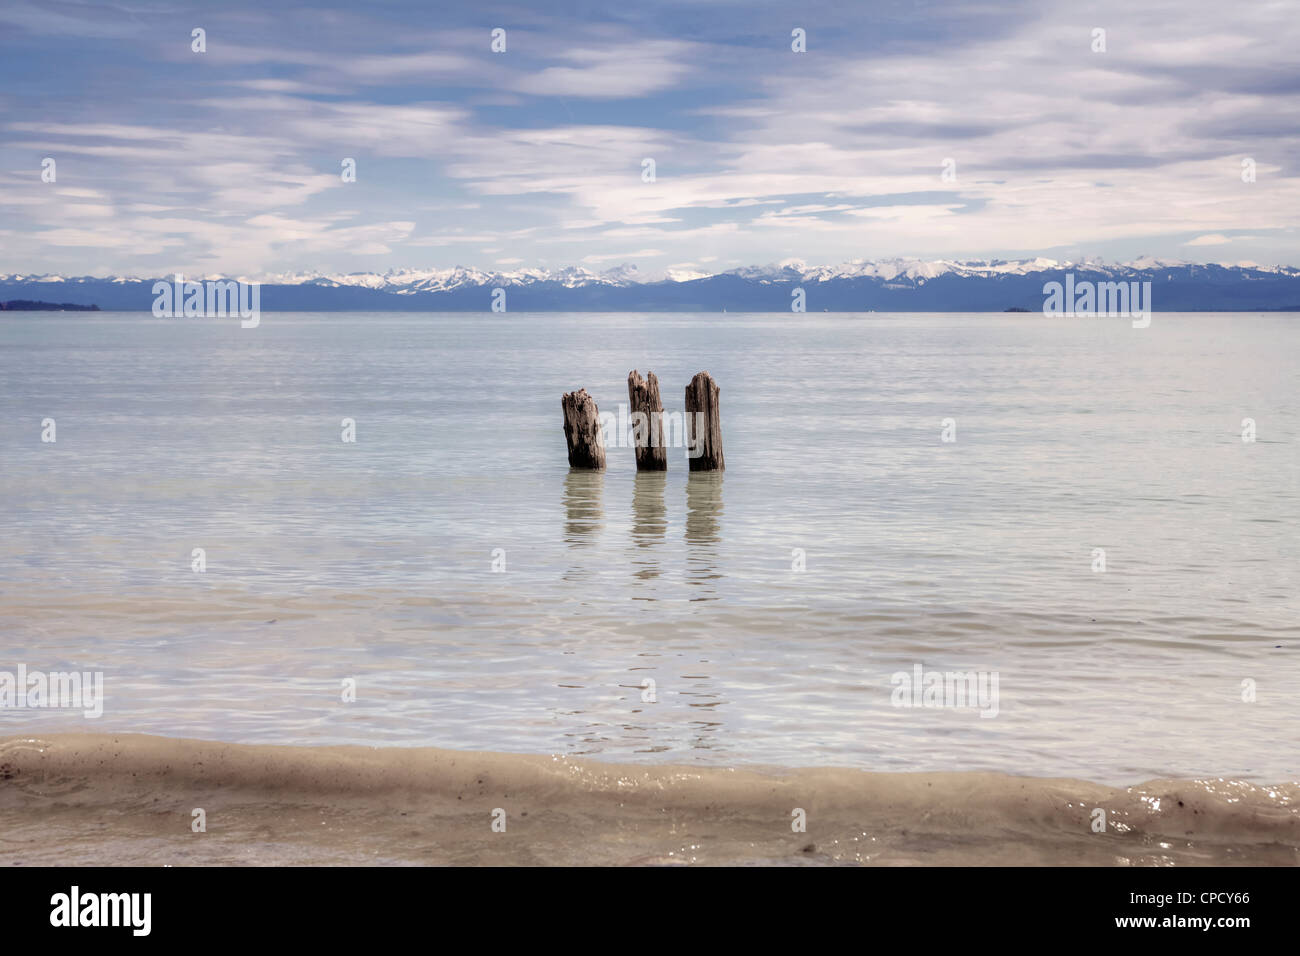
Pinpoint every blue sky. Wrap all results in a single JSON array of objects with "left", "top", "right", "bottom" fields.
[{"left": 1, "top": 0, "right": 1297, "bottom": 277}]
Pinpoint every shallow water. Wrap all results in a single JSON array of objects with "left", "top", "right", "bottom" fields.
[{"left": 0, "top": 312, "right": 1296, "bottom": 786}]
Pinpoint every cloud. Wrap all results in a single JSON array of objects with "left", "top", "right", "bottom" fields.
[
  {"left": 1184, "top": 233, "right": 1259, "bottom": 246},
  {"left": 0, "top": 0, "right": 142, "bottom": 38},
  {"left": 582, "top": 248, "right": 663, "bottom": 263},
  {"left": 515, "top": 39, "right": 699, "bottom": 98},
  {"left": 1, "top": 0, "right": 1297, "bottom": 274}
]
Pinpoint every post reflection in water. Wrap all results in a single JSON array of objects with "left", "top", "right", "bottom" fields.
[
  {"left": 630, "top": 471, "right": 667, "bottom": 587},
  {"left": 685, "top": 472, "right": 724, "bottom": 599},
  {"left": 562, "top": 468, "right": 604, "bottom": 549}
]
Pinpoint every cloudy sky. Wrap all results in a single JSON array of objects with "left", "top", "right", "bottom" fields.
[{"left": 1, "top": 0, "right": 1297, "bottom": 278}]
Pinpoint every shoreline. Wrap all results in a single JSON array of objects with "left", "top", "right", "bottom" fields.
[{"left": 2, "top": 733, "right": 1296, "bottom": 866}]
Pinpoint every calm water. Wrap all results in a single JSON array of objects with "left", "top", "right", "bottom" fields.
[{"left": 1, "top": 312, "right": 1296, "bottom": 785}]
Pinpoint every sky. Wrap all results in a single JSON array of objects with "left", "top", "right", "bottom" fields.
[{"left": 1, "top": 0, "right": 1298, "bottom": 278}]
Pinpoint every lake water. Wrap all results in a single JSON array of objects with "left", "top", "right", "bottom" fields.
[{"left": 1, "top": 312, "right": 1296, "bottom": 787}]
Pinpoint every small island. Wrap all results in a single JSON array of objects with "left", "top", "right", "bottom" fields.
[{"left": 0, "top": 300, "right": 100, "bottom": 311}]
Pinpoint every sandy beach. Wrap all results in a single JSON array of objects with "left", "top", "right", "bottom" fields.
[{"left": 2, "top": 733, "right": 1296, "bottom": 866}]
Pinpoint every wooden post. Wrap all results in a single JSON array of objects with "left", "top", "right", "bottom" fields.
[
  {"left": 627, "top": 370, "right": 668, "bottom": 471},
  {"left": 561, "top": 388, "right": 606, "bottom": 469},
  {"left": 685, "top": 371, "right": 724, "bottom": 471}
]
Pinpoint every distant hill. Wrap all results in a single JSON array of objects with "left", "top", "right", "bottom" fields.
[
  {"left": 0, "top": 300, "right": 100, "bottom": 311},
  {"left": 2, "top": 259, "right": 1298, "bottom": 312}
]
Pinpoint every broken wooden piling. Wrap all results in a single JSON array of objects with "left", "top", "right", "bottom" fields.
[
  {"left": 627, "top": 369, "right": 668, "bottom": 471},
  {"left": 561, "top": 388, "right": 606, "bottom": 469},
  {"left": 685, "top": 371, "right": 724, "bottom": 471}
]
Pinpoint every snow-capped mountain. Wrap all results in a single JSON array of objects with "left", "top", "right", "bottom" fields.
[{"left": 3, "top": 258, "right": 1299, "bottom": 311}]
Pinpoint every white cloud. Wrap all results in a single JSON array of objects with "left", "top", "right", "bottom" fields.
[
  {"left": 516, "top": 39, "right": 699, "bottom": 98},
  {"left": 582, "top": 248, "right": 663, "bottom": 263}
]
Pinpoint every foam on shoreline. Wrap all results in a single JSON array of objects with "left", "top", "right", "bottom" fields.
[{"left": 2, "top": 734, "right": 1296, "bottom": 866}]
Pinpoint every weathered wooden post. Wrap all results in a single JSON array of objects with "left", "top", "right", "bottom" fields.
[
  {"left": 627, "top": 370, "right": 668, "bottom": 471},
  {"left": 561, "top": 388, "right": 606, "bottom": 469},
  {"left": 684, "top": 371, "right": 724, "bottom": 471}
]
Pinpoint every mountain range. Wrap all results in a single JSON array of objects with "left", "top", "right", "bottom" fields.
[{"left": 2, "top": 258, "right": 1298, "bottom": 311}]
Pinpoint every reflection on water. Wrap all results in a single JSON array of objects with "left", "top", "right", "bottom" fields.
[
  {"left": 685, "top": 472, "right": 723, "bottom": 598},
  {"left": 685, "top": 472, "right": 723, "bottom": 544},
  {"left": 562, "top": 469, "right": 604, "bottom": 544},
  {"left": 562, "top": 470, "right": 603, "bottom": 582},
  {"left": 680, "top": 670, "right": 726, "bottom": 751},
  {"left": 630, "top": 472, "right": 667, "bottom": 586}
]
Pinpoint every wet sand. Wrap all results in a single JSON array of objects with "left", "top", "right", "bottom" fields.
[{"left": 1, "top": 734, "right": 1296, "bottom": 865}]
